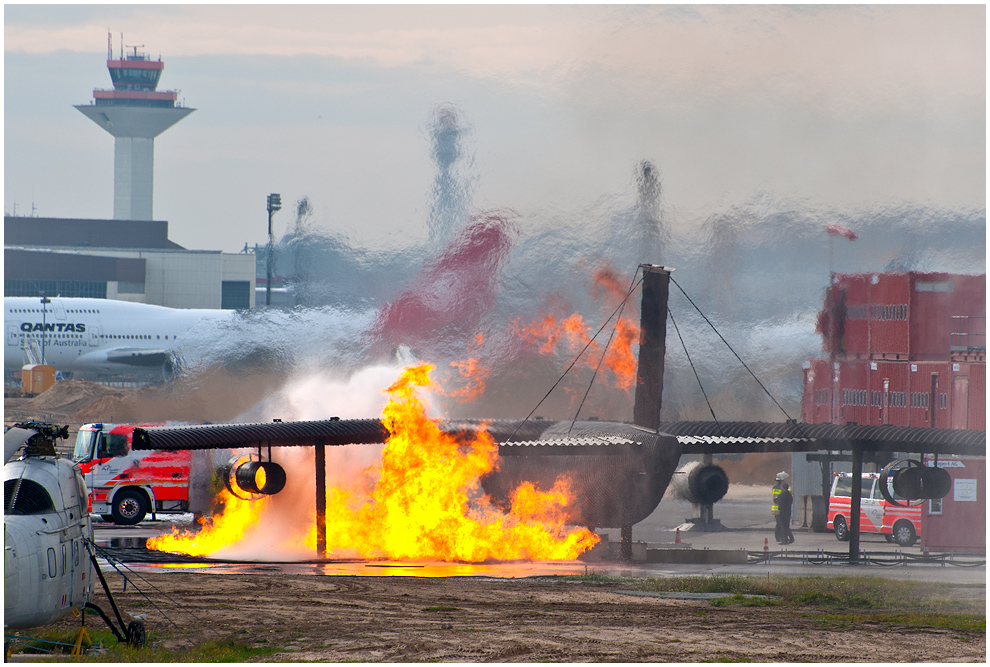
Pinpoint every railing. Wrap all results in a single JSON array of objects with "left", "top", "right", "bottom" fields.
[{"left": 950, "top": 315, "right": 986, "bottom": 352}]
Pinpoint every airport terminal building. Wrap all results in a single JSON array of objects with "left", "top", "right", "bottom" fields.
[{"left": 4, "top": 216, "right": 255, "bottom": 310}]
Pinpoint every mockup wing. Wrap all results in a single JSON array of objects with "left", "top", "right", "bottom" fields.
[
  {"left": 657, "top": 421, "right": 986, "bottom": 457},
  {"left": 132, "top": 419, "right": 391, "bottom": 451}
]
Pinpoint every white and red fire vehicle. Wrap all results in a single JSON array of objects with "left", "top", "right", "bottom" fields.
[
  {"left": 72, "top": 423, "right": 191, "bottom": 525},
  {"left": 827, "top": 472, "right": 921, "bottom": 547}
]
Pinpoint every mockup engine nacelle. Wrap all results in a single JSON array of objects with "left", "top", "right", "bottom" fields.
[
  {"left": 221, "top": 456, "right": 287, "bottom": 499},
  {"left": 672, "top": 461, "right": 729, "bottom": 505},
  {"left": 880, "top": 459, "right": 951, "bottom": 505}
]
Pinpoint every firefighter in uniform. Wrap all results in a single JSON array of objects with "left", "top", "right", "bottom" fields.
[
  {"left": 772, "top": 471, "right": 788, "bottom": 544},
  {"left": 778, "top": 482, "right": 795, "bottom": 545}
]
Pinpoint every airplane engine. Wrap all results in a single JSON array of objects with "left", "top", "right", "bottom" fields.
[
  {"left": 221, "top": 455, "right": 287, "bottom": 498},
  {"left": 671, "top": 460, "right": 729, "bottom": 506}
]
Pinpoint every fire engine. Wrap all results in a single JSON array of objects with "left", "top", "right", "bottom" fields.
[
  {"left": 827, "top": 472, "right": 921, "bottom": 547},
  {"left": 71, "top": 423, "right": 191, "bottom": 525}
]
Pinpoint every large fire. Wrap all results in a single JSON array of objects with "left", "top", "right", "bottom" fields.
[{"left": 149, "top": 364, "right": 598, "bottom": 562}]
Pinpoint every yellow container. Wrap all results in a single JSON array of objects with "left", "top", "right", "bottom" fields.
[{"left": 21, "top": 364, "right": 56, "bottom": 395}]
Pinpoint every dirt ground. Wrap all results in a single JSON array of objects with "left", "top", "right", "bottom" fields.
[{"left": 50, "top": 571, "right": 983, "bottom": 662}]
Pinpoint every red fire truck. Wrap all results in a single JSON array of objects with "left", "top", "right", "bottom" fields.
[
  {"left": 827, "top": 472, "right": 921, "bottom": 547},
  {"left": 71, "top": 423, "right": 191, "bottom": 525}
]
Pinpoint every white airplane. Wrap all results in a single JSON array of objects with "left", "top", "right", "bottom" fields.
[
  {"left": 4, "top": 422, "right": 144, "bottom": 649},
  {"left": 4, "top": 297, "right": 234, "bottom": 377}
]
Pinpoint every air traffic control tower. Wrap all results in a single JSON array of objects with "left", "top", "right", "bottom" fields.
[{"left": 76, "top": 39, "right": 194, "bottom": 221}]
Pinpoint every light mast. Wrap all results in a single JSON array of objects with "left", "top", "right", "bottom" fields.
[{"left": 75, "top": 34, "right": 195, "bottom": 221}]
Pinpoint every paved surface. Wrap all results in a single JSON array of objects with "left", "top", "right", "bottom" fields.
[{"left": 93, "top": 486, "right": 985, "bottom": 586}]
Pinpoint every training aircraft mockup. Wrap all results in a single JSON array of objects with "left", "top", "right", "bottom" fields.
[
  {"left": 4, "top": 296, "right": 234, "bottom": 377},
  {"left": 4, "top": 422, "right": 145, "bottom": 649},
  {"left": 130, "top": 265, "right": 986, "bottom": 562}
]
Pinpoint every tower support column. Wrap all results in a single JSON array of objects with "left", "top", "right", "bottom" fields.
[{"left": 114, "top": 137, "right": 155, "bottom": 220}]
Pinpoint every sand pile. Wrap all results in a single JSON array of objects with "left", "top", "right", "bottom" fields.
[{"left": 21, "top": 380, "right": 129, "bottom": 419}]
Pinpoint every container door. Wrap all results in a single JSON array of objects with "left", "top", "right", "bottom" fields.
[
  {"left": 881, "top": 378, "right": 890, "bottom": 425},
  {"left": 929, "top": 373, "right": 939, "bottom": 428},
  {"left": 951, "top": 375, "right": 969, "bottom": 429}
]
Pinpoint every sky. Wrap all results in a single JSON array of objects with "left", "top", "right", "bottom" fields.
[{"left": 4, "top": 4, "right": 986, "bottom": 254}]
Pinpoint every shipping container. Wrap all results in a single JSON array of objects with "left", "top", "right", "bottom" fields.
[
  {"left": 819, "top": 271, "right": 985, "bottom": 362},
  {"left": 868, "top": 273, "right": 912, "bottom": 359},
  {"left": 804, "top": 358, "right": 983, "bottom": 429},
  {"left": 868, "top": 361, "right": 911, "bottom": 427},
  {"left": 947, "top": 361, "right": 986, "bottom": 430},
  {"left": 906, "top": 362, "right": 951, "bottom": 429},
  {"left": 802, "top": 358, "right": 832, "bottom": 424},
  {"left": 920, "top": 456, "right": 985, "bottom": 553},
  {"left": 835, "top": 361, "right": 870, "bottom": 426},
  {"left": 821, "top": 273, "right": 871, "bottom": 359}
]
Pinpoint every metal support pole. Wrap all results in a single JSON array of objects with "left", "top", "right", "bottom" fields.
[
  {"left": 265, "top": 193, "right": 281, "bottom": 308},
  {"left": 620, "top": 523, "right": 633, "bottom": 561},
  {"left": 315, "top": 443, "right": 326, "bottom": 558},
  {"left": 849, "top": 445, "right": 863, "bottom": 564},
  {"left": 40, "top": 294, "right": 51, "bottom": 365},
  {"left": 266, "top": 210, "right": 274, "bottom": 307}
]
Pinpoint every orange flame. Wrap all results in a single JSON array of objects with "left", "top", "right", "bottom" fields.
[
  {"left": 150, "top": 364, "right": 599, "bottom": 562},
  {"left": 146, "top": 488, "right": 268, "bottom": 556},
  {"left": 439, "top": 334, "right": 490, "bottom": 402},
  {"left": 513, "top": 265, "right": 640, "bottom": 392}
]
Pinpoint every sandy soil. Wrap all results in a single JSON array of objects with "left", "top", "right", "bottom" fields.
[{"left": 53, "top": 572, "right": 985, "bottom": 663}]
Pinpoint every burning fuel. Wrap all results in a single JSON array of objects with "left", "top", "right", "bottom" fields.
[
  {"left": 148, "top": 489, "right": 268, "bottom": 557},
  {"left": 149, "top": 365, "right": 599, "bottom": 562}
]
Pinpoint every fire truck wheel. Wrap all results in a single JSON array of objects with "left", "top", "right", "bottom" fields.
[
  {"left": 892, "top": 521, "right": 917, "bottom": 548},
  {"left": 833, "top": 515, "right": 849, "bottom": 541},
  {"left": 111, "top": 490, "right": 147, "bottom": 526}
]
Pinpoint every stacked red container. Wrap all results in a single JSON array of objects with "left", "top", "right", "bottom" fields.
[{"left": 806, "top": 271, "right": 985, "bottom": 429}]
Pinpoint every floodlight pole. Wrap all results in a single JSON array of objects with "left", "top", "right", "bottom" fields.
[
  {"left": 266, "top": 193, "right": 282, "bottom": 307},
  {"left": 40, "top": 294, "right": 51, "bottom": 365}
]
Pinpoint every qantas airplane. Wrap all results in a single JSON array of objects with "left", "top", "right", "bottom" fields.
[{"left": 4, "top": 296, "right": 234, "bottom": 376}]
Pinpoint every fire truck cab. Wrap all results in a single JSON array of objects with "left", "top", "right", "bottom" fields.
[
  {"left": 72, "top": 423, "right": 191, "bottom": 525},
  {"left": 827, "top": 472, "right": 921, "bottom": 547}
]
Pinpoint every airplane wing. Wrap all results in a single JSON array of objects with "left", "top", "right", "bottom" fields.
[{"left": 132, "top": 418, "right": 985, "bottom": 457}]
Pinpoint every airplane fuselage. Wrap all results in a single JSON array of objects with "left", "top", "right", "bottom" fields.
[{"left": 4, "top": 297, "right": 234, "bottom": 374}]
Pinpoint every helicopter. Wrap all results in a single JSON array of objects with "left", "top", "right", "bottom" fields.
[{"left": 4, "top": 421, "right": 145, "bottom": 654}]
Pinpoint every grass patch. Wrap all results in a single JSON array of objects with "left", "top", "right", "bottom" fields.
[
  {"left": 4, "top": 629, "right": 282, "bottom": 663},
  {"left": 557, "top": 573, "right": 634, "bottom": 585},
  {"left": 818, "top": 612, "right": 985, "bottom": 632},
  {"left": 635, "top": 574, "right": 978, "bottom": 611},
  {"left": 710, "top": 593, "right": 779, "bottom": 608},
  {"left": 629, "top": 574, "right": 984, "bottom": 628}
]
